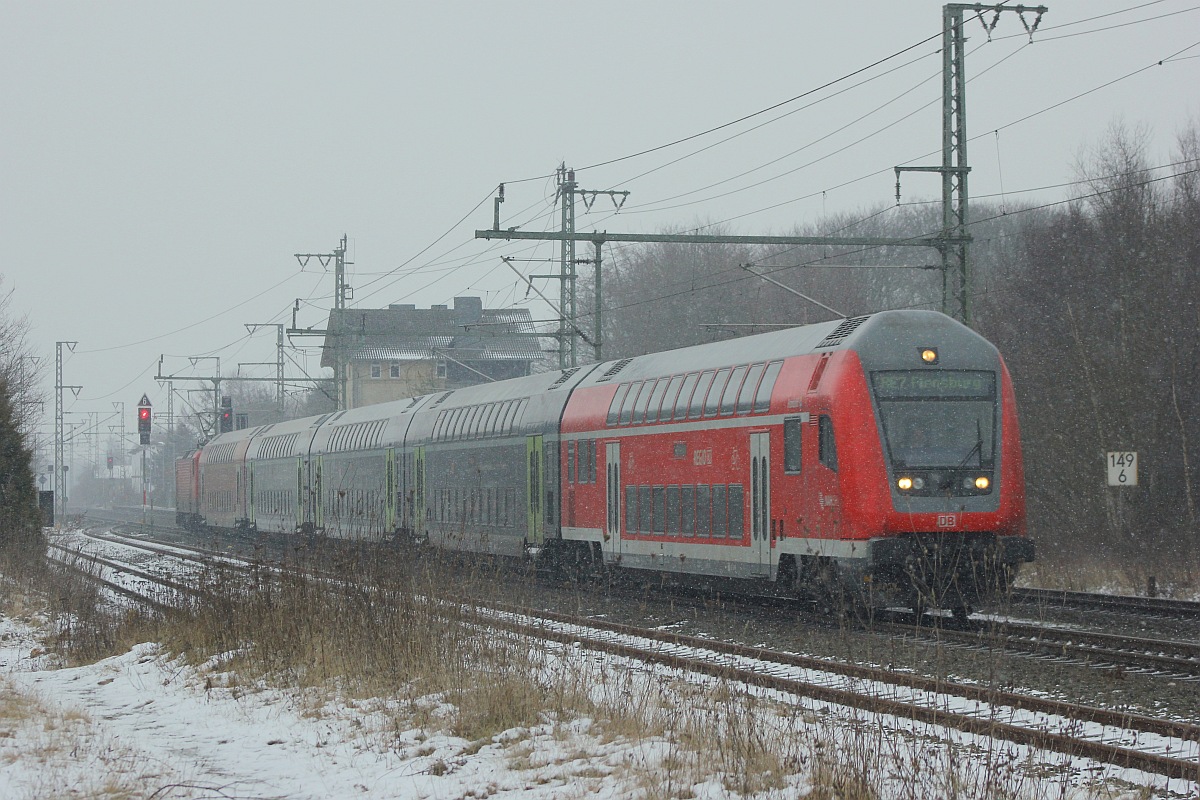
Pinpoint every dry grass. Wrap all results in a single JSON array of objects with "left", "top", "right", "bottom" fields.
[{"left": 1019, "top": 551, "right": 1199, "bottom": 599}]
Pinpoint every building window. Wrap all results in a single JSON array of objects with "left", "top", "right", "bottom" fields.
[
  {"left": 389, "top": 362, "right": 400, "bottom": 379},
  {"left": 370, "top": 363, "right": 381, "bottom": 379},
  {"left": 436, "top": 359, "right": 448, "bottom": 379}
]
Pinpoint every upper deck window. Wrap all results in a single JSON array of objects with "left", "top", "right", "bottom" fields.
[
  {"left": 736, "top": 363, "right": 766, "bottom": 414},
  {"left": 719, "top": 365, "right": 748, "bottom": 415},
  {"left": 703, "top": 368, "right": 731, "bottom": 417}
]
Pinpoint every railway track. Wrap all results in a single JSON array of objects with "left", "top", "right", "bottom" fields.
[
  {"left": 879, "top": 615, "right": 1200, "bottom": 681},
  {"left": 71, "top": 514, "right": 1200, "bottom": 683},
  {"left": 49, "top": 525, "right": 1200, "bottom": 782},
  {"left": 1013, "top": 586, "right": 1200, "bottom": 619}
]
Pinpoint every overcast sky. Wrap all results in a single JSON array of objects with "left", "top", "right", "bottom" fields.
[{"left": 3, "top": 1, "right": 1197, "bottom": 457}]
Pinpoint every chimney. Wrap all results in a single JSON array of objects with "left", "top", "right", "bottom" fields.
[{"left": 453, "top": 296, "right": 484, "bottom": 325}]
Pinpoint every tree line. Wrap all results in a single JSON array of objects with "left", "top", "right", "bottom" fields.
[{"left": 0, "top": 280, "right": 46, "bottom": 562}]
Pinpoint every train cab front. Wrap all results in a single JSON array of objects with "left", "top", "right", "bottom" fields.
[{"left": 855, "top": 313, "right": 1034, "bottom": 613}]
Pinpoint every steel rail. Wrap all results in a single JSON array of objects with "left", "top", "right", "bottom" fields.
[
  {"left": 45, "top": 555, "right": 177, "bottom": 615},
  {"left": 1013, "top": 587, "right": 1200, "bottom": 618},
  {"left": 481, "top": 606, "right": 1200, "bottom": 781}
]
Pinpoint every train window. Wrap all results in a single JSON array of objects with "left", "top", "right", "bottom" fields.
[
  {"left": 673, "top": 373, "right": 700, "bottom": 420},
  {"left": 704, "top": 368, "right": 732, "bottom": 417},
  {"left": 681, "top": 485, "right": 695, "bottom": 536},
  {"left": 633, "top": 380, "right": 659, "bottom": 424},
  {"left": 479, "top": 404, "right": 498, "bottom": 436},
  {"left": 567, "top": 441, "right": 576, "bottom": 483},
  {"left": 583, "top": 440, "right": 595, "bottom": 483},
  {"left": 496, "top": 400, "right": 514, "bottom": 434},
  {"left": 470, "top": 407, "right": 484, "bottom": 438},
  {"left": 458, "top": 407, "right": 477, "bottom": 438},
  {"left": 512, "top": 399, "right": 529, "bottom": 434},
  {"left": 659, "top": 375, "right": 685, "bottom": 421},
  {"left": 625, "top": 486, "right": 638, "bottom": 533},
  {"left": 696, "top": 484, "right": 711, "bottom": 537},
  {"left": 639, "top": 486, "right": 653, "bottom": 533},
  {"left": 819, "top": 415, "right": 838, "bottom": 471},
  {"left": 737, "top": 363, "right": 767, "bottom": 414},
  {"left": 712, "top": 485, "right": 728, "bottom": 538},
  {"left": 652, "top": 487, "right": 666, "bottom": 533},
  {"left": 498, "top": 400, "right": 514, "bottom": 434},
  {"left": 689, "top": 372, "right": 716, "bottom": 418},
  {"left": 728, "top": 484, "right": 745, "bottom": 541},
  {"left": 644, "top": 379, "right": 670, "bottom": 423},
  {"left": 620, "top": 382, "right": 645, "bottom": 425},
  {"left": 607, "top": 384, "right": 630, "bottom": 426},
  {"left": 784, "top": 417, "right": 804, "bottom": 474},
  {"left": 755, "top": 361, "right": 783, "bottom": 413},
  {"left": 720, "top": 365, "right": 749, "bottom": 415},
  {"left": 665, "top": 486, "right": 680, "bottom": 535}
]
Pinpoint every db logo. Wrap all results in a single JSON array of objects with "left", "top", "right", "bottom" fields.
[{"left": 936, "top": 514, "right": 958, "bottom": 528}]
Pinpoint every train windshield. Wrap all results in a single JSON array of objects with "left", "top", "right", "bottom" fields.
[{"left": 871, "top": 370, "right": 996, "bottom": 468}]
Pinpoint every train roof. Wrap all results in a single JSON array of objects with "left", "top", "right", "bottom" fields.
[{"left": 573, "top": 310, "right": 989, "bottom": 387}]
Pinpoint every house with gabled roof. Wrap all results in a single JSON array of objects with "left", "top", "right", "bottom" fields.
[{"left": 320, "top": 296, "right": 544, "bottom": 409}]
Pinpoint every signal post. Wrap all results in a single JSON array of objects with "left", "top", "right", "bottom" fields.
[{"left": 137, "top": 394, "right": 152, "bottom": 521}]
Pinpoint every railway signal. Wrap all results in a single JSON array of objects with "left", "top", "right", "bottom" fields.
[
  {"left": 220, "top": 396, "right": 233, "bottom": 433},
  {"left": 137, "top": 394, "right": 152, "bottom": 445}
]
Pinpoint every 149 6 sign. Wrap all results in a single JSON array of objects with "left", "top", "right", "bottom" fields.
[{"left": 1106, "top": 451, "right": 1138, "bottom": 487}]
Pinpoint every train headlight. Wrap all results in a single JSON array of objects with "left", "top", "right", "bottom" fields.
[
  {"left": 974, "top": 476, "right": 990, "bottom": 490},
  {"left": 898, "top": 477, "right": 912, "bottom": 490},
  {"left": 920, "top": 347, "right": 939, "bottom": 364}
]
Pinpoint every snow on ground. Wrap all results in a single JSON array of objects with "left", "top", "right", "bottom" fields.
[{"left": 0, "top": 573, "right": 1195, "bottom": 798}]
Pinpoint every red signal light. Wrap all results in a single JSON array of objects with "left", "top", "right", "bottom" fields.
[{"left": 138, "top": 407, "right": 150, "bottom": 421}]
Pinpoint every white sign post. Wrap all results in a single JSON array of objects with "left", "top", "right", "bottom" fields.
[{"left": 1106, "top": 451, "right": 1138, "bottom": 487}]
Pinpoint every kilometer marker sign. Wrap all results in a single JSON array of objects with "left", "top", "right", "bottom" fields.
[{"left": 1106, "top": 451, "right": 1137, "bottom": 487}]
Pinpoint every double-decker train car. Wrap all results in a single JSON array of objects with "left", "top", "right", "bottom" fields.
[{"left": 177, "top": 310, "right": 1032, "bottom": 612}]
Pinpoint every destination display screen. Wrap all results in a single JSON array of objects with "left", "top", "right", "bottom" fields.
[{"left": 872, "top": 370, "right": 995, "bottom": 399}]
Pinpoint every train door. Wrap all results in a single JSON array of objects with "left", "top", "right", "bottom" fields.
[
  {"left": 750, "top": 431, "right": 772, "bottom": 577},
  {"left": 413, "top": 446, "right": 426, "bottom": 538},
  {"left": 296, "top": 457, "right": 305, "bottom": 531},
  {"left": 604, "top": 441, "right": 621, "bottom": 559},
  {"left": 386, "top": 448, "right": 396, "bottom": 534},
  {"left": 526, "top": 435, "right": 544, "bottom": 546},
  {"left": 248, "top": 461, "right": 255, "bottom": 528},
  {"left": 313, "top": 455, "right": 324, "bottom": 531}
]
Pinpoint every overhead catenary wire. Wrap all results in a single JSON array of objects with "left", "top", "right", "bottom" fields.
[
  {"left": 279, "top": 5, "right": 1200, "bottom": 358},
  {"left": 593, "top": 163, "right": 1200, "bottom": 322}
]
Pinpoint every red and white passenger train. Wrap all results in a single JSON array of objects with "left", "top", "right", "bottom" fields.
[{"left": 176, "top": 310, "right": 1033, "bottom": 612}]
